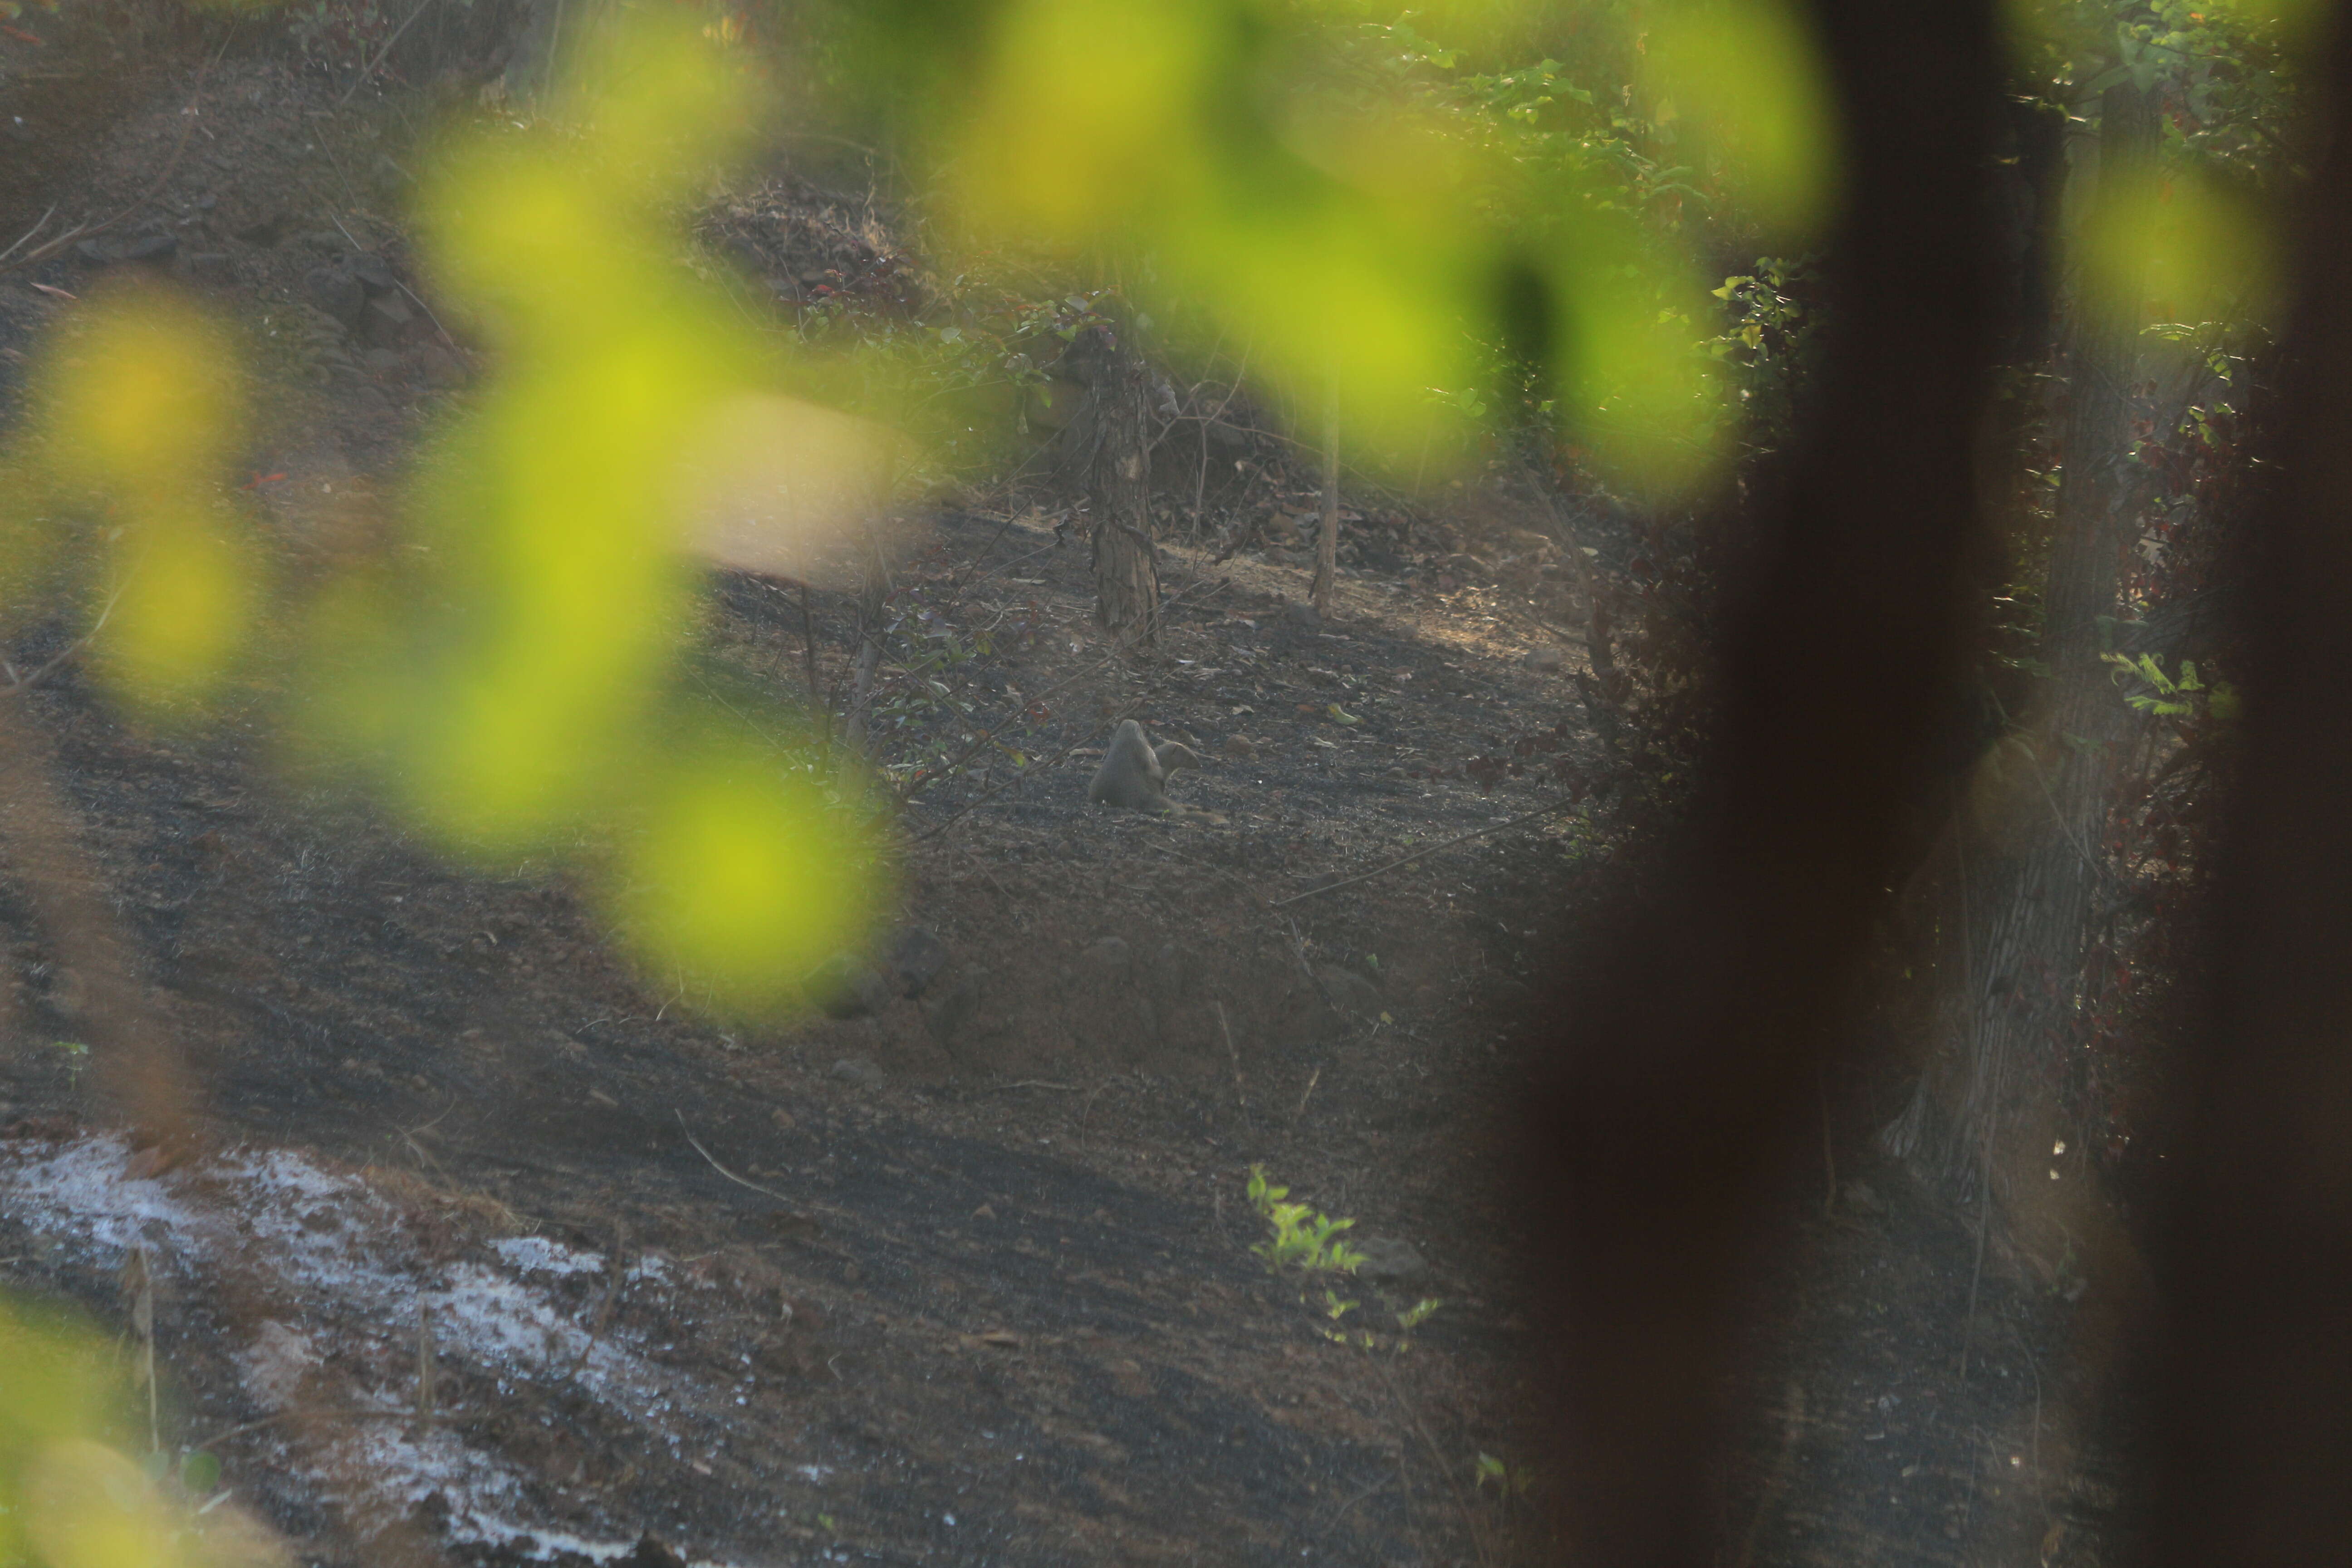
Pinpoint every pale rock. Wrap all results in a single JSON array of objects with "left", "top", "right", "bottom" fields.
[
  {"left": 830, "top": 1055, "right": 887, "bottom": 1090},
  {"left": 1352, "top": 1236, "right": 1429, "bottom": 1285}
]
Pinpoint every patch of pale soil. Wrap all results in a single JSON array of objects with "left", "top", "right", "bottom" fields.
[{"left": 2, "top": 1132, "right": 809, "bottom": 1567}]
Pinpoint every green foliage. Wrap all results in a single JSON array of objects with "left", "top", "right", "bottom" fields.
[
  {"left": 1245, "top": 1166, "right": 1440, "bottom": 1353},
  {"left": 2102, "top": 652, "right": 2234, "bottom": 722},
  {"left": 843, "top": 0, "right": 1808, "bottom": 496},
  {"left": 1706, "top": 256, "right": 1825, "bottom": 451},
  {"left": 0, "top": 13, "right": 891, "bottom": 1024},
  {"left": 1394, "top": 1295, "right": 1443, "bottom": 1334},
  {"left": 1246, "top": 1164, "right": 1365, "bottom": 1274},
  {"left": 2009, "top": 2, "right": 2310, "bottom": 188}
]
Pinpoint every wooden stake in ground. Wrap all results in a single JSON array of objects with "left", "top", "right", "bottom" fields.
[
  {"left": 1215, "top": 1001, "right": 1248, "bottom": 1122},
  {"left": 839, "top": 502, "right": 897, "bottom": 763},
  {"left": 1313, "top": 378, "right": 1339, "bottom": 618}
]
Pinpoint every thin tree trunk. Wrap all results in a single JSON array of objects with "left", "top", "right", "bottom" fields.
[
  {"left": 1533, "top": 471, "right": 1616, "bottom": 682},
  {"left": 839, "top": 595, "right": 885, "bottom": 758},
  {"left": 1314, "top": 380, "right": 1338, "bottom": 617},
  {"left": 1945, "top": 82, "right": 2156, "bottom": 1178},
  {"left": 1068, "top": 326, "right": 1160, "bottom": 647}
]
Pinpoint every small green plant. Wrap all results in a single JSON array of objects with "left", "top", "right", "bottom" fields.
[
  {"left": 1336, "top": 1296, "right": 1447, "bottom": 1355},
  {"left": 50, "top": 1039, "right": 89, "bottom": 1090},
  {"left": 2101, "top": 652, "right": 2237, "bottom": 722},
  {"left": 1246, "top": 1165, "right": 1366, "bottom": 1274},
  {"left": 1246, "top": 1167, "right": 1442, "bottom": 1353},
  {"left": 1475, "top": 1450, "right": 1535, "bottom": 1499}
]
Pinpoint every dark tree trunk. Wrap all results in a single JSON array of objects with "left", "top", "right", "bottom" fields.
[
  {"left": 1519, "top": 4, "right": 2004, "bottom": 1561},
  {"left": 1064, "top": 327, "right": 1160, "bottom": 647},
  {"left": 2146, "top": 10, "right": 2352, "bottom": 1563}
]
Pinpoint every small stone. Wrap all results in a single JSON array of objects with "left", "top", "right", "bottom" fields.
[
  {"left": 363, "top": 293, "right": 416, "bottom": 349},
  {"left": 1524, "top": 646, "right": 1566, "bottom": 672},
  {"left": 803, "top": 952, "right": 891, "bottom": 1019},
  {"left": 346, "top": 251, "right": 397, "bottom": 293},
  {"left": 885, "top": 926, "right": 951, "bottom": 998},
  {"left": 303, "top": 265, "right": 366, "bottom": 329},
  {"left": 1352, "top": 1237, "right": 1429, "bottom": 1285},
  {"left": 1222, "top": 734, "right": 1257, "bottom": 760},
  {"left": 830, "top": 1055, "right": 887, "bottom": 1090},
  {"left": 1315, "top": 965, "right": 1384, "bottom": 1020},
  {"left": 367, "top": 290, "right": 415, "bottom": 327},
  {"left": 185, "top": 250, "right": 232, "bottom": 284},
  {"left": 115, "top": 232, "right": 177, "bottom": 265}
]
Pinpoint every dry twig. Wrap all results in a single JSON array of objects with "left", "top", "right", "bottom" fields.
[{"left": 674, "top": 1110, "right": 815, "bottom": 1225}]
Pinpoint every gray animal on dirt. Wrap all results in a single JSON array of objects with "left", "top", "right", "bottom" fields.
[{"left": 1088, "top": 720, "right": 1201, "bottom": 813}]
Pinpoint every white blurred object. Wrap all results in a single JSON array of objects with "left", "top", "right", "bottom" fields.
[{"left": 677, "top": 392, "right": 926, "bottom": 590}]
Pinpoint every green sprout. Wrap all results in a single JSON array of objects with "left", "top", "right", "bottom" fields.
[{"left": 1245, "top": 1165, "right": 1367, "bottom": 1274}]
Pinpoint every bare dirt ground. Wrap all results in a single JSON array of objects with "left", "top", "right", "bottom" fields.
[{"left": 1, "top": 27, "right": 2135, "bottom": 1568}]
